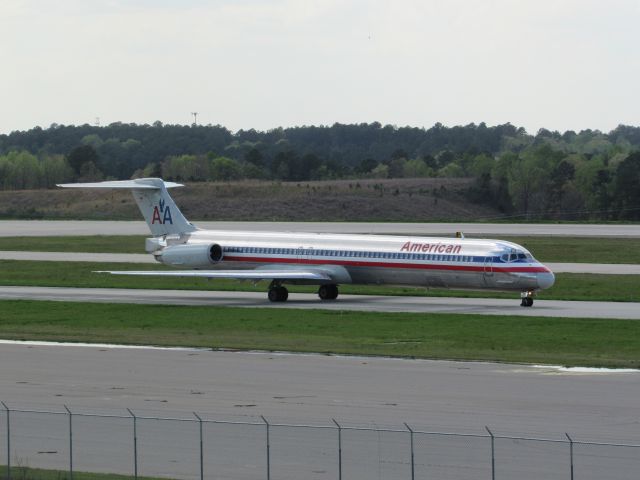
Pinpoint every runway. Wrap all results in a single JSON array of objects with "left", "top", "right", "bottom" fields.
[
  {"left": 1, "top": 285, "right": 639, "bottom": 319},
  {"left": 2, "top": 250, "right": 639, "bottom": 274},
  {"left": 2, "top": 220, "right": 640, "bottom": 237}
]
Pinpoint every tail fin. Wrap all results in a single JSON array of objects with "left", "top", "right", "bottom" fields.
[{"left": 57, "top": 178, "right": 197, "bottom": 236}]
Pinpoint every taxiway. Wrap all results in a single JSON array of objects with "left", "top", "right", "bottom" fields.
[{"left": 1, "top": 285, "right": 639, "bottom": 319}]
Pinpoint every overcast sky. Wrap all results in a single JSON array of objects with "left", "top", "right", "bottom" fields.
[{"left": 1, "top": 0, "right": 639, "bottom": 134}]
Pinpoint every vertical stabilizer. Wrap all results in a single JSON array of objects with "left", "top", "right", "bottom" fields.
[{"left": 57, "top": 178, "right": 197, "bottom": 236}]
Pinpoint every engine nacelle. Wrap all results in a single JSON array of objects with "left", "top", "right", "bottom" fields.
[{"left": 159, "top": 243, "right": 223, "bottom": 268}]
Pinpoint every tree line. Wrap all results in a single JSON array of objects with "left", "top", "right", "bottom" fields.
[{"left": 1, "top": 122, "right": 640, "bottom": 219}]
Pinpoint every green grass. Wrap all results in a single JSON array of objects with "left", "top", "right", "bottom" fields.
[
  {"left": 0, "top": 260, "right": 638, "bottom": 302},
  {"left": 1, "top": 235, "right": 640, "bottom": 263},
  {"left": 0, "top": 235, "right": 145, "bottom": 253},
  {"left": 1, "top": 466, "right": 163, "bottom": 480},
  {"left": 1, "top": 300, "right": 639, "bottom": 368}
]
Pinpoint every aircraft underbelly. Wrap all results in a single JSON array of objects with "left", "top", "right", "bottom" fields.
[
  {"left": 214, "top": 261, "right": 528, "bottom": 291},
  {"left": 347, "top": 266, "right": 496, "bottom": 290}
]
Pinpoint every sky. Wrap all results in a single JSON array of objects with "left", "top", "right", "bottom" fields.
[{"left": 1, "top": 0, "right": 639, "bottom": 134}]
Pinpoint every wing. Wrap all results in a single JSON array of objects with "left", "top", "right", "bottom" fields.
[{"left": 94, "top": 269, "right": 333, "bottom": 282}]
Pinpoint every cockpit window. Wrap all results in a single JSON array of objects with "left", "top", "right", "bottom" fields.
[{"left": 501, "top": 249, "right": 532, "bottom": 262}]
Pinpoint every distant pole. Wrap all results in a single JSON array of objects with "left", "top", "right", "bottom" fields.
[
  {"left": 194, "top": 413, "right": 204, "bottom": 480},
  {"left": 64, "top": 405, "right": 73, "bottom": 480},
  {"left": 1, "top": 402, "right": 9, "bottom": 480},
  {"left": 332, "top": 419, "right": 342, "bottom": 480},
  {"left": 566, "top": 433, "right": 574, "bottom": 480},
  {"left": 191, "top": 112, "right": 198, "bottom": 126},
  {"left": 485, "top": 426, "right": 495, "bottom": 480},
  {"left": 261, "top": 416, "right": 270, "bottom": 480},
  {"left": 404, "top": 423, "right": 415, "bottom": 480},
  {"left": 127, "top": 409, "right": 138, "bottom": 479}
]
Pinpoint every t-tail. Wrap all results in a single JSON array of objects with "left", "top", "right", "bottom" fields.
[{"left": 57, "top": 178, "right": 197, "bottom": 236}]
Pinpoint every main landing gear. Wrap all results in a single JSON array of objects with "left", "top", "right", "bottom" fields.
[
  {"left": 268, "top": 282, "right": 288, "bottom": 302},
  {"left": 267, "top": 282, "right": 339, "bottom": 302},
  {"left": 318, "top": 284, "right": 339, "bottom": 300},
  {"left": 520, "top": 290, "right": 534, "bottom": 307}
]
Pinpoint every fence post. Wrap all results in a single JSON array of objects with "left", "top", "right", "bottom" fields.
[
  {"left": 64, "top": 405, "right": 73, "bottom": 480},
  {"left": 127, "top": 409, "right": 138, "bottom": 480},
  {"left": 404, "top": 423, "right": 415, "bottom": 480},
  {"left": 261, "top": 416, "right": 270, "bottom": 480},
  {"left": 565, "top": 433, "right": 574, "bottom": 480},
  {"left": 332, "top": 419, "right": 342, "bottom": 480},
  {"left": 194, "top": 413, "right": 203, "bottom": 480},
  {"left": 485, "top": 426, "right": 495, "bottom": 480},
  {"left": 1, "top": 402, "right": 9, "bottom": 480}
]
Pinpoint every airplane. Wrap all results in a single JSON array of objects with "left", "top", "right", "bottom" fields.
[{"left": 58, "top": 177, "right": 555, "bottom": 306}]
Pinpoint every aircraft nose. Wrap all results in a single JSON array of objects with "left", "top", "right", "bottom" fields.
[{"left": 537, "top": 269, "right": 555, "bottom": 290}]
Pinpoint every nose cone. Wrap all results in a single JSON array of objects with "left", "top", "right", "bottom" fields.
[{"left": 537, "top": 268, "right": 555, "bottom": 290}]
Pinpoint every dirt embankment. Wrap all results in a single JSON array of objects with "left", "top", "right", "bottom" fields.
[{"left": 0, "top": 178, "right": 501, "bottom": 222}]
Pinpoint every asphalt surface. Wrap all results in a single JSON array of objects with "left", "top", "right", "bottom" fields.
[
  {"left": 2, "top": 250, "right": 639, "bottom": 274},
  {"left": 1, "top": 285, "right": 639, "bottom": 319},
  {"left": 2, "top": 220, "right": 640, "bottom": 237},
  {"left": 3, "top": 342, "right": 638, "bottom": 438},
  {"left": 1, "top": 343, "right": 639, "bottom": 479}
]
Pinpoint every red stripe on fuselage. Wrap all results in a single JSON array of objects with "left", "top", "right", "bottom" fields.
[{"left": 223, "top": 255, "right": 549, "bottom": 273}]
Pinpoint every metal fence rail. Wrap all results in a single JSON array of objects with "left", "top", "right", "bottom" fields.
[{"left": 2, "top": 402, "right": 640, "bottom": 480}]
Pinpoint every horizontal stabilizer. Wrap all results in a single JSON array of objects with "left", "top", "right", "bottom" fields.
[
  {"left": 57, "top": 179, "right": 184, "bottom": 189},
  {"left": 57, "top": 177, "right": 195, "bottom": 236}
]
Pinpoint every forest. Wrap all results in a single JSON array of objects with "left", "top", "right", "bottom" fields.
[{"left": 1, "top": 121, "right": 639, "bottom": 220}]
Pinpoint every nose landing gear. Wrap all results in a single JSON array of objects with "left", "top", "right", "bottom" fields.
[{"left": 520, "top": 290, "right": 534, "bottom": 307}]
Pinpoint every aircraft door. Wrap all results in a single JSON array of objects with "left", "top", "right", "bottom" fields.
[
  {"left": 483, "top": 256, "right": 494, "bottom": 278},
  {"left": 298, "top": 246, "right": 314, "bottom": 264}
]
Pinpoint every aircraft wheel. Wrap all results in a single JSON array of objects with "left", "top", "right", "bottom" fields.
[
  {"left": 318, "top": 284, "right": 339, "bottom": 300},
  {"left": 268, "top": 288, "right": 278, "bottom": 302},
  {"left": 278, "top": 286, "right": 289, "bottom": 302},
  {"left": 268, "top": 286, "right": 288, "bottom": 302},
  {"left": 520, "top": 297, "right": 533, "bottom": 307}
]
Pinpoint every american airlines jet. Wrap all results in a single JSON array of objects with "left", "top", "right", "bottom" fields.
[{"left": 59, "top": 178, "right": 555, "bottom": 306}]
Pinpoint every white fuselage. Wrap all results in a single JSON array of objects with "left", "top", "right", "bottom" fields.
[{"left": 157, "top": 229, "right": 555, "bottom": 292}]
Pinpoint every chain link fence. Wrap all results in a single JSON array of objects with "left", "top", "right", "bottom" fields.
[{"left": 1, "top": 402, "right": 639, "bottom": 479}]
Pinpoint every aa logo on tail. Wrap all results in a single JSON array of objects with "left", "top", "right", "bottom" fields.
[{"left": 151, "top": 198, "right": 173, "bottom": 224}]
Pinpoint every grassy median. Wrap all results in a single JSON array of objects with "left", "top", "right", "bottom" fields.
[
  {"left": 0, "top": 300, "right": 639, "bottom": 368},
  {"left": 0, "top": 467, "right": 162, "bottom": 480}
]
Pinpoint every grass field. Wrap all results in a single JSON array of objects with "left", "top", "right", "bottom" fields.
[
  {"left": 0, "top": 235, "right": 145, "bottom": 253},
  {"left": 0, "top": 260, "right": 638, "bottom": 302},
  {"left": 0, "top": 466, "right": 161, "bottom": 480},
  {"left": 0, "top": 178, "right": 498, "bottom": 222},
  {"left": 1, "top": 235, "right": 639, "bottom": 263},
  {"left": 1, "top": 300, "right": 639, "bottom": 367}
]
